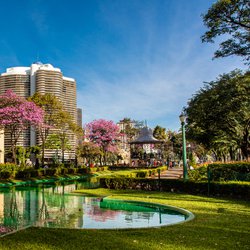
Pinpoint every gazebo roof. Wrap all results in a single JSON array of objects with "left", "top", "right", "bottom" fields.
[{"left": 130, "top": 127, "right": 163, "bottom": 144}]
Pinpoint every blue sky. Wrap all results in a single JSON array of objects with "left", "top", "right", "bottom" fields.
[{"left": 0, "top": 0, "right": 247, "bottom": 131}]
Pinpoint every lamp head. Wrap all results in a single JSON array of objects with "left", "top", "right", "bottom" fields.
[{"left": 179, "top": 113, "right": 186, "bottom": 123}]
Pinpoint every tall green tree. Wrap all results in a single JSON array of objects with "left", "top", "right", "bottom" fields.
[
  {"left": 153, "top": 125, "right": 167, "bottom": 140},
  {"left": 29, "top": 93, "right": 64, "bottom": 166},
  {"left": 185, "top": 70, "right": 250, "bottom": 161},
  {"left": 77, "top": 141, "right": 102, "bottom": 165},
  {"left": 55, "top": 110, "right": 83, "bottom": 163},
  {"left": 119, "top": 118, "right": 141, "bottom": 142},
  {"left": 202, "top": 0, "right": 250, "bottom": 64}
]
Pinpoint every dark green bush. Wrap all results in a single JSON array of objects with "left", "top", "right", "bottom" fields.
[
  {"left": 44, "top": 168, "right": 57, "bottom": 176},
  {"left": 60, "top": 168, "right": 68, "bottom": 175},
  {"left": 30, "top": 169, "right": 43, "bottom": 177},
  {"left": 67, "top": 168, "right": 77, "bottom": 174},
  {"left": 77, "top": 167, "right": 88, "bottom": 174},
  {"left": 209, "top": 163, "right": 250, "bottom": 181},
  {"left": 0, "top": 170, "right": 13, "bottom": 179},
  {"left": 134, "top": 170, "right": 149, "bottom": 178},
  {"left": 189, "top": 162, "right": 250, "bottom": 182},
  {"left": 188, "top": 166, "right": 208, "bottom": 181},
  {"left": 99, "top": 177, "right": 250, "bottom": 199},
  {"left": 0, "top": 163, "right": 19, "bottom": 179},
  {"left": 16, "top": 168, "right": 33, "bottom": 179}
]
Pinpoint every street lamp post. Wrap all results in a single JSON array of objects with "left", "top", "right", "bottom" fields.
[{"left": 179, "top": 113, "right": 188, "bottom": 180}]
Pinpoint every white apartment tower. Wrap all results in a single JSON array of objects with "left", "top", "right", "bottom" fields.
[{"left": 0, "top": 62, "right": 77, "bottom": 161}]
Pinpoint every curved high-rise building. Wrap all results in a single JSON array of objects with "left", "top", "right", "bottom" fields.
[
  {"left": 0, "top": 67, "right": 30, "bottom": 97},
  {"left": 0, "top": 62, "right": 78, "bottom": 162}
]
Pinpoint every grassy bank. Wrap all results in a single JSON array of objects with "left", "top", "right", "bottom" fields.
[{"left": 0, "top": 189, "right": 249, "bottom": 250}]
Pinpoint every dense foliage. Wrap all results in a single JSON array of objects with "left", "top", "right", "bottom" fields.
[
  {"left": 0, "top": 90, "right": 44, "bottom": 164},
  {"left": 153, "top": 125, "right": 167, "bottom": 140},
  {"left": 189, "top": 162, "right": 250, "bottom": 182},
  {"left": 119, "top": 118, "right": 141, "bottom": 142},
  {"left": 202, "top": 0, "right": 250, "bottom": 64},
  {"left": 29, "top": 93, "right": 82, "bottom": 165},
  {"left": 0, "top": 163, "right": 110, "bottom": 181},
  {"left": 85, "top": 119, "right": 122, "bottom": 165},
  {"left": 99, "top": 177, "right": 250, "bottom": 199},
  {"left": 77, "top": 141, "right": 102, "bottom": 165},
  {"left": 185, "top": 70, "right": 250, "bottom": 161}
]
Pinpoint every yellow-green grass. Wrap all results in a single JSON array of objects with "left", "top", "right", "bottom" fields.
[{"left": 0, "top": 189, "right": 249, "bottom": 250}]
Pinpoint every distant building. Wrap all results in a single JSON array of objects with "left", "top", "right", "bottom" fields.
[
  {"left": 0, "top": 62, "right": 78, "bottom": 162},
  {"left": 77, "top": 108, "right": 83, "bottom": 145}
]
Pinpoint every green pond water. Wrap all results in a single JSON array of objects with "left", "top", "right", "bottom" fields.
[{"left": 0, "top": 180, "right": 189, "bottom": 235}]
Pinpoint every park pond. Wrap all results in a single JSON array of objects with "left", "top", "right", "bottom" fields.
[{"left": 0, "top": 179, "right": 193, "bottom": 236}]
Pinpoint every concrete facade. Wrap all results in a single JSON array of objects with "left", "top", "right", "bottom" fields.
[{"left": 0, "top": 62, "right": 78, "bottom": 162}]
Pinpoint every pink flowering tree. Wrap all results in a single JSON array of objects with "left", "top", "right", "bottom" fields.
[
  {"left": 85, "top": 119, "right": 122, "bottom": 165},
  {"left": 0, "top": 90, "right": 44, "bottom": 164}
]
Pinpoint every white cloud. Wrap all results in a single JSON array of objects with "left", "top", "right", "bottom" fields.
[{"left": 76, "top": 37, "right": 246, "bottom": 131}]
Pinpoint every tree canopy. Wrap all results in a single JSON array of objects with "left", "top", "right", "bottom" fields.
[
  {"left": 77, "top": 141, "right": 102, "bottom": 165},
  {"left": 185, "top": 70, "right": 250, "bottom": 160},
  {"left": 85, "top": 119, "right": 121, "bottom": 165},
  {"left": 153, "top": 125, "right": 167, "bottom": 140},
  {"left": 29, "top": 93, "right": 64, "bottom": 165},
  {"left": 202, "top": 0, "right": 250, "bottom": 64},
  {"left": 119, "top": 118, "right": 139, "bottom": 142},
  {"left": 0, "top": 90, "right": 44, "bottom": 163}
]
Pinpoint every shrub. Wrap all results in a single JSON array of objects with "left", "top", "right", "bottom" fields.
[
  {"left": 60, "top": 168, "right": 68, "bottom": 175},
  {"left": 67, "top": 168, "right": 77, "bottom": 174},
  {"left": 77, "top": 167, "right": 88, "bottom": 174},
  {"left": 0, "top": 170, "right": 13, "bottom": 179},
  {"left": 0, "top": 163, "right": 19, "bottom": 178},
  {"left": 189, "top": 162, "right": 250, "bottom": 182},
  {"left": 99, "top": 177, "right": 250, "bottom": 199},
  {"left": 30, "top": 169, "right": 43, "bottom": 177},
  {"left": 16, "top": 168, "right": 33, "bottom": 179},
  {"left": 44, "top": 168, "right": 57, "bottom": 176},
  {"left": 208, "top": 162, "right": 250, "bottom": 181},
  {"left": 188, "top": 166, "right": 208, "bottom": 181},
  {"left": 90, "top": 167, "right": 98, "bottom": 173}
]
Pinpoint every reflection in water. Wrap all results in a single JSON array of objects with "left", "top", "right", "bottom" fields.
[{"left": 0, "top": 180, "right": 187, "bottom": 235}]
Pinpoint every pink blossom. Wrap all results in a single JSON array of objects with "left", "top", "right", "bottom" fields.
[
  {"left": 0, "top": 90, "right": 45, "bottom": 162},
  {"left": 0, "top": 90, "right": 44, "bottom": 129},
  {"left": 85, "top": 119, "right": 121, "bottom": 152}
]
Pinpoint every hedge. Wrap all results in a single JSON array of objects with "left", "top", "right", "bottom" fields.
[
  {"left": 208, "top": 162, "right": 250, "bottom": 181},
  {"left": 106, "top": 166, "right": 167, "bottom": 179},
  {"left": 99, "top": 177, "right": 250, "bottom": 199},
  {"left": 189, "top": 162, "right": 250, "bottom": 182},
  {"left": 0, "top": 163, "right": 110, "bottom": 180}
]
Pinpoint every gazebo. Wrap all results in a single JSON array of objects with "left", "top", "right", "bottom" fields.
[{"left": 129, "top": 126, "right": 164, "bottom": 167}]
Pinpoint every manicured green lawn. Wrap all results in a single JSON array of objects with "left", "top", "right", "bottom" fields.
[{"left": 0, "top": 189, "right": 249, "bottom": 250}]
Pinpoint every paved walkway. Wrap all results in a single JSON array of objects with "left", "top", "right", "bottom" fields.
[{"left": 152, "top": 167, "right": 183, "bottom": 179}]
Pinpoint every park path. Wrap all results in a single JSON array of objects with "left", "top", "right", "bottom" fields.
[{"left": 152, "top": 167, "right": 183, "bottom": 179}]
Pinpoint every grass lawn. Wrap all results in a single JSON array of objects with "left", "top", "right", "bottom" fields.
[{"left": 0, "top": 189, "right": 249, "bottom": 250}]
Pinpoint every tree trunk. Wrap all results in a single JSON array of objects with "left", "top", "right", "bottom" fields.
[
  {"left": 39, "top": 131, "right": 46, "bottom": 167},
  {"left": 212, "top": 150, "right": 218, "bottom": 161},
  {"left": 223, "top": 154, "right": 226, "bottom": 163},
  {"left": 229, "top": 147, "right": 235, "bottom": 161},
  {"left": 12, "top": 144, "right": 16, "bottom": 164},
  {"left": 41, "top": 141, "right": 45, "bottom": 167},
  {"left": 241, "top": 127, "right": 250, "bottom": 161},
  {"left": 62, "top": 147, "right": 65, "bottom": 164},
  {"left": 10, "top": 131, "right": 16, "bottom": 164},
  {"left": 99, "top": 155, "right": 102, "bottom": 166}
]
